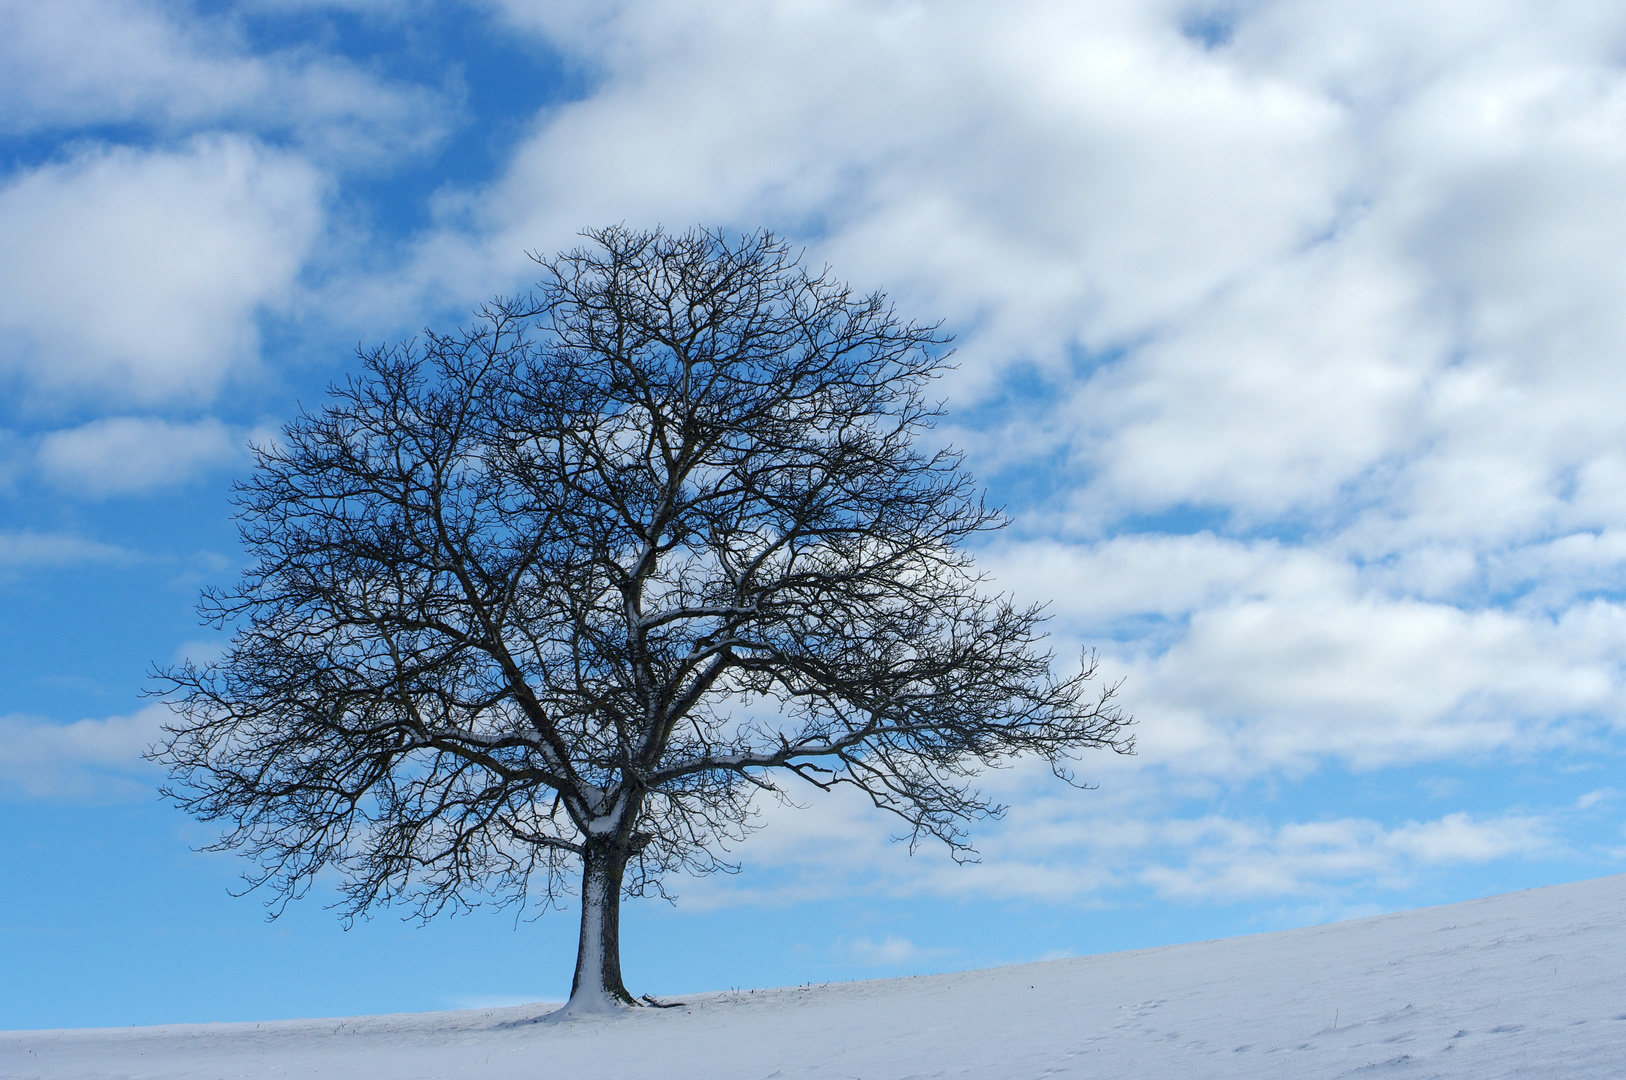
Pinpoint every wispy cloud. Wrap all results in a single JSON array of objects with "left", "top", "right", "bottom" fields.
[
  {"left": 834, "top": 934, "right": 953, "bottom": 968},
  {"left": 0, "top": 530, "right": 133, "bottom": 569},
  {"left": 37, "top": 416, "right": 250, "bottom": 497},
  {"left": 0, "top": 704, "right": 168, "bottom": 801},
  {"left": 672, "top": 773, "right": 1564, "bottom": 912},
  {"left": 1133, "top": 811, "right": 1553, "bottom": 901}
]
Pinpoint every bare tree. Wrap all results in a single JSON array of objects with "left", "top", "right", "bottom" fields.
[{"left": 153, "top": 226, "right": 1132, "bottom": 1012}]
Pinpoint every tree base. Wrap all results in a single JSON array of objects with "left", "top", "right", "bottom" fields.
[{"left": 545, "top": 986, "right": 640, "bottom": 1021}]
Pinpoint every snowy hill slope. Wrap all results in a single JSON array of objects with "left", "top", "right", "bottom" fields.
[{"left": 7, "top": 874, "right": 1626, "bottom": 1079}]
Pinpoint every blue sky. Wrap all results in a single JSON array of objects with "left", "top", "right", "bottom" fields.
[{"left": 4, "top": 0, "right": 1626, "bottom": 1030}]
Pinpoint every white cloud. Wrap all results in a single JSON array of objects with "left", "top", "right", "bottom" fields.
[
  {"left": 171, "top": 637, "right": 230, "bottom": 668},
  {"left": 0, "top": 530, "right": 132, "bottom": 569},
  {"left": 1057, "top": 232, "right": 1440, "bottom": 523},
  {"left": 1230, "top": 0, "right": 1626, "bottom": 109},
  {"left": 420, "top": 0, "right": 1626, "bottom": 540},
  {"left": 671, "top": 774, "right": 1558, "bottom": 910},
  {"left": 408, "top": 0, "right": 1626, "bottom": 584},
  {"left": 1383, "top": 811, "right": 1549, "bottom": 863},
  {"left": 1134, "top": 810, "right": 1552, "bottom": 901},
  {"left": 402, "top": 0, "right": 1344, "bottom": 368},
  {"left": 981, "top": 535, "right": 1626, "bottom": 774},
  {"left": 1123, "top": 593, "right": 1626, "bottom": 772},
  {"left": 0, "top": 136, "right": 325, "bottom": 405},
  {"left": 0, "top": 704, "right": 168, "bottom": 801},
  {"left": 979, "top": 533, "right": 1349, "bottom": 630},
  {"left": 37, "top": 416, "right": 247, "bottom": 496},
  {"left": 0, "top": 0, "right": 453, "bottom": 165},
  {"left": 835, "top": 935, "right": 947, "bottom": 968}
]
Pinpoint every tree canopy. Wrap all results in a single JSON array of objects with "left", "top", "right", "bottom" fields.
[{"left": 154, "top": 226, "right": 1132, "bottom": 1010}]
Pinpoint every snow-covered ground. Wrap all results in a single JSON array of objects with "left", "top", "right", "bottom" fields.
[{"left": 7, "top": 873, "right": 1625, "bottom": 1079}]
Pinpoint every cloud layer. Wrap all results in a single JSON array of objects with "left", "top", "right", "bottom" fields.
[
  {"left": 420, "top": 0, "right": 1626, "bottom": 907},
  {"left": 5, "top": 0, "right": 1625, "bottom": 920},
  {"left": 0, "top": 705, "right": 167, "bottom": 801}
]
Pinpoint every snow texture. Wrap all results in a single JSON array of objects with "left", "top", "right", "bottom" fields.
[{"left": 6, "top": 873, "right": 1625, "bottom": 1078}]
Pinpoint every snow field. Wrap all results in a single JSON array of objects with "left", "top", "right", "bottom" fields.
[{"left": 6, "top": 872, "right": 1626, "bottom": 1079}]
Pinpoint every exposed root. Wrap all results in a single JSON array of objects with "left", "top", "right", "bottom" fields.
[{"left": 641, "top": 994, "right": 685, "bottom": 1009}]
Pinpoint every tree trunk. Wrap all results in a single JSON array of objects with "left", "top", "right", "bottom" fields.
[{"left": 568, "top": 841, "right": 636, "bottom": 1010}]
